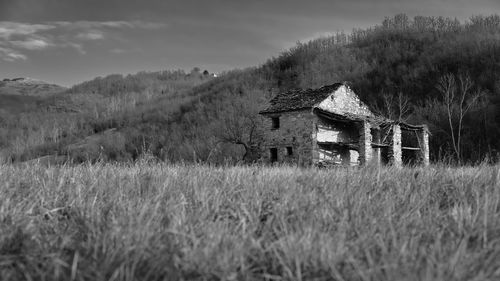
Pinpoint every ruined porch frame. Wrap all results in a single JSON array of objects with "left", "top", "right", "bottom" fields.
[{"left": 399, "top": 124, "right": 430, "bottom": 166}]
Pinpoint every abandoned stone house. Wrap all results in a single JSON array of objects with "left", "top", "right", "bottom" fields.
[{"left": 257, "top": 83, "right": 429, "bottom": 166}]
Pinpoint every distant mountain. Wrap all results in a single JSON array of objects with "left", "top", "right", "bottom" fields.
[{"left": 0, "top": 78, "right": 66, "bottom": 97}]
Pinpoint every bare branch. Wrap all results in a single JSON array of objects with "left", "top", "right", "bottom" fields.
[
  {"left": 435, "top": 72, "right": 485, "bottom": 163},
  {"left": 373, "top": 91, "right": 411, "bottom": 122},
  {"left": 397, "top": 91, "right": 410, "bottom": 122}
]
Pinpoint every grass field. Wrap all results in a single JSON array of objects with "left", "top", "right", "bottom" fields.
[{"left": 1, "top": 162, "right": 500, "bottom": 280}]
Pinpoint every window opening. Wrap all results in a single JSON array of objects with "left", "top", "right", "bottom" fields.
[{"left": 271, "top": 117, "right": 280, "bottom": 129}]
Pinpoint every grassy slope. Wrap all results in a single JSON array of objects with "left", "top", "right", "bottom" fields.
[{"left": 1, "top": 163, "right": 499, "bottom": 280}]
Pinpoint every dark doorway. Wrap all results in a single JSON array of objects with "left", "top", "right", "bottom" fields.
[
  {"left": 380, "top": 147, "right": 389, "bottom": 164},
  {"left": 270, "top": 148, "right": 278, "bottom": 162}
]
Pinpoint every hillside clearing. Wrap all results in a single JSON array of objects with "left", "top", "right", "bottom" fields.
[{"left": 1, "top": 163, "right": 499, "bottom": 280}]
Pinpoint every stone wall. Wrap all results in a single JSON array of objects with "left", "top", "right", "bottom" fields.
[
  {"left": 389, "top": 124, "right": 402, "bottom": 166},
  {"left": 315, "top": 117, "right": 360, "bottom": 165},
  {"left": 317, "top": 85, "right": 373, "bottom": 117},
  {"left": 316, "top": 117, "right": 358, "bottom": 143},
  {"left": 417, "top": 126, "right": 430, "bottom": 166},
  {"left": 358, "top": 121, "right": 373, "bottom": 165},
  {"left": 258, "top": 110, "right": 316, "bottom": 165}
]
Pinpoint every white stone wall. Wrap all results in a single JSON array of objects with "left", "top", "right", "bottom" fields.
[
  {"left": 358, "top": 121, "right": 373, "bottom": 165},
  {"left": 418, "top": 128, "right": 430, "bottom": 166},
  {"left": 350, "top": 150, "right": 360, "bottom": 165},
  {"left": 316, "top": 119, "right": 358, "bottom": 143},
  {"left": 389, "top": 124, "right": 402, "bottom": 167},
  {"left": 317, "top": 85, "right": 374, "bottom": 117}
]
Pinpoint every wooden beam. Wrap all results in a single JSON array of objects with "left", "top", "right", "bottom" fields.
[
  {"left": 317, "top": 142, "right": 359, "bottom": 150},
  {"left": 371, "top": 142, "right": 390, "bottom": 148},
  {"left": 399, "top": 123, "right": 430, "bottom": 133},
  {"left": 402, "top": 146, "right": 421, "bottom": 151}
]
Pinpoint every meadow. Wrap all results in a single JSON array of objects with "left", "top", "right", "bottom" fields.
[{"left": 1, "top": 162, "right": 500, "bottom": 280}]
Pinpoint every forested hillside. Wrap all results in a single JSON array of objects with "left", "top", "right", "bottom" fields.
[
  {"left": 268, "top": 14, "right": 500, "bottom": 163},
  {"left": 3, "top": 14, "right": 500, "bottom": 164},
  {"left": 0, "top": 69, "right": 212, "bottom": 163},
  {"left": 144, "top": 14, "right": 500, "bottom": 164}
]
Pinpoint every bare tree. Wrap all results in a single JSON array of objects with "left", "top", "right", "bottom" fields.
[
  {"left": 216, "top": 94, "right": 262, "bottom": 162},
  {"left": 220, "top": 114, "right": 257, "bottom": 159},
  {"left": 437, "top": 73, "right": 483, "bottom": 162},
  {"left": 373, "top": 91, "right": 411, "bottom": 122}
]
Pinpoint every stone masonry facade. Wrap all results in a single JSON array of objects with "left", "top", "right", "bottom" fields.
[{"left": 256, "top": 110, "right": 316, "bottom": 166}]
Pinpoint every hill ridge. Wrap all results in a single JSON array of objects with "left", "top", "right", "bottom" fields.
[{"left": 0, "top": 77, "right": 67, "bottom": 97}]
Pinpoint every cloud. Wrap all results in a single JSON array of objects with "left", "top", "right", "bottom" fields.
[
  {"left": 0, "top": 46, "right": 27, "bottom": 61},
  {"left": 52, "top": 20, "right": 167, "bottom": 30},
  {"left": 76, "top": 30, "right": 105, "bottom": 40},
  {"left": 10, "top": 38, "right": 52, "bottom": 50},
  {"left": 64, "top": 42, "right": 86, "bottom": 55},
  {"left": 130, "top": 21, "right": 168, "bottom": 29},
  {"left": 0, "top": 22, "right": 55, "bottom": 58},
  {"left": 0, "top": 22, "right": 55, "bottom": 39},
  {"left": 0, "top": 20, "right": 167, "bottom": 60},
  {"left": 54, "top": 21, "right": 133, "bottom": 29}
]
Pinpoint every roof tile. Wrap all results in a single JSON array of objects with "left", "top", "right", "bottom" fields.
[{"left": 259, "top": 83, "right": 343, "bottom": 114}]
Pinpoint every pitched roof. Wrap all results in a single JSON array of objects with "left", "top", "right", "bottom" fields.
[{"left": 259, "top": 83, "right": 343, "bottom": 114}]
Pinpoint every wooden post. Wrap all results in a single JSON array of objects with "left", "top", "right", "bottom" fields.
[
  {"left": 312, "top": 118, "right": 319, "bottom": 166},
  {"left": 371, "top": 128, "right": 381, "bottom": 165}
]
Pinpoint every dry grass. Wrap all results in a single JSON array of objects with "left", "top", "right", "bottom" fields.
[{"left": 1, "top": 162, "right": 500, "bottom": 280}]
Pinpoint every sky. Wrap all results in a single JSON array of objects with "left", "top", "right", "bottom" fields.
[{"left": 1, "top": 0, "right": 500, "bottom": 87}]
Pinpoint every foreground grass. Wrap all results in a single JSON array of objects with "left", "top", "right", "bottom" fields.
[{"left": 0, "top": 163, "right": 500, "bottom": 280}]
